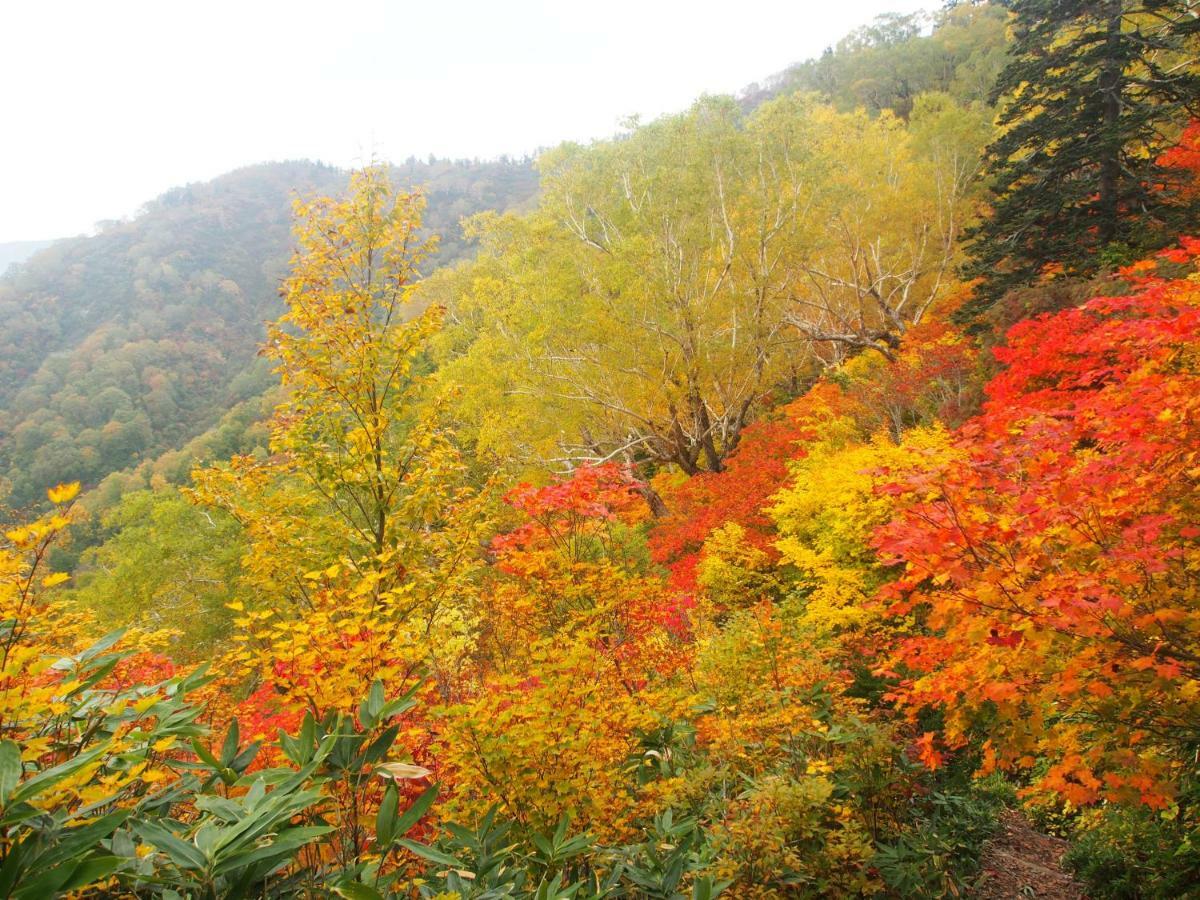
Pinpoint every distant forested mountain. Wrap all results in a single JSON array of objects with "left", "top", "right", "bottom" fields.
[
  {"left": 0, "top": 158, "right": 537, "bottom": 509},
  {"left": 0, "top": 239, "right": 57, "bottom": 274},
  {"left": 740, "top": 4, "right": 1010, "bottom": 115}
]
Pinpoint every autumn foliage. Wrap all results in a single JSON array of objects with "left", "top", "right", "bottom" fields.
[
  {"left": 9, "top": 153, "right": 1200, "bottom": 895},
  {"left": 876, "top": 242, "right": 1200, "bottom": 810}
]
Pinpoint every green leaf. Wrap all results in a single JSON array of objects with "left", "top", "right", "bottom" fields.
[
  {"left": 299, "top": 712, "right": 316, "bottom": 754},
  {"left": 193, "top": 794, "right": 241, "bottom": 822},
  {"left": 132, "top": 820, "right": 208, "bottom": 871},
  {"left": 363, "top": 725, "right": 399, "bottom": 765},
  {"left": 378, "top": 696, "right": 417, "bottom": 720},
  {"left": 66, "top": 654, "right": 122, "bottom": 696},
  {"left": 0, "top": 740, "right": 22, "bottom": 805},
  {"left": 230, "top": 741, "right": 261, "bottom": 774},
  {"left": 57, "top": 855, "right": 124, "bottom": 894},
  {"left": 83, "top": 629, "right": 128, "bottom": 659},
  {"left": 532, "top": 833, "right": 555, "bottom": 860},
  {"left": 379, "top": 679, "right": 421, "bottom": 721},
  {"left": 359, "top": 680, "right": 386, "bottom": 727},
  {"left": 220, "top": 719, "right": 240, "bottom": 766},
  {"left": 10, "top": 863, "right": 75, "bottom": 899},
  {"left": 193, "top": 822, "right": 221, "bottom": 858},
  {"left": 190, "top": 738, "right": 222, "bottom": 772},
  {"left": 395, "top": 837, "right": 464, "bottom": 869},
  {"left": 277, "top": 729, "right": 301, "bottom": 765},
  {"left": 391, "top": 783, "right": 437, "bottom": 839},
  {"left": 0, "top": 835, "right": 27, "bottom": 896},
  {"left": 375, "top": 782, "right": 398, "bottom": 846},
  {"left": 213, "top": 825, "right": 333, "bottom": 875},
  {"left": 37, "top": 811, "right": 130, "bottom": 871}
]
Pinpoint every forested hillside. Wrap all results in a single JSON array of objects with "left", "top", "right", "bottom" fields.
[
  {"left": 4, "top": 2, "right": 1200, "bottom": 898},
  {"left": 0, "top": 158, "right": 537, "bottom": 512},
  {"left": 740, "top": 4, "right": 1009, "bottom": 114},
  {"left": 0, "top": 241, "right": 55, "bottom": 275}
]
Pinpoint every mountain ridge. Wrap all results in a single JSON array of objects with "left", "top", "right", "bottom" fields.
[
  {"left": 0, "top": 158, "right": 538, "bottom": 511},
  {"left": 0, "top": 239, "right": 58, "bottom": 274}
]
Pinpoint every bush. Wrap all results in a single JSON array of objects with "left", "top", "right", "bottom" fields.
[
  {"left": 1063, "top": 801, "right": 1200, "bottom": 899},
  {"left": 873, "top": 786, "right": 1004, "bottom": 899}
]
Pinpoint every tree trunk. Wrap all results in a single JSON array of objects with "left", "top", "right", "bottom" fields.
[
  {"left": 1097, "top": 1, "right": 1124, "bottom": 246},
  {"left": 635, "top": 482, "right": 670, "bottom": 518}
]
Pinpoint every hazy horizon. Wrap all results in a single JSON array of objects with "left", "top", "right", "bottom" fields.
[{"left": 2, "top": 0, "right": 927, "bottom": 243}]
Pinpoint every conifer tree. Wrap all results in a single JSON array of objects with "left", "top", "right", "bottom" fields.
[{"left": 962, "top": 0, "right": 1200, "bottom": 314}]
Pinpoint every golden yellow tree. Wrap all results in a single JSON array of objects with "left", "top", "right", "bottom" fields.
[
  {"left": 190, "top": 167, "right": 492, "bottom": 719},
  {"left": 425, "top": 95, "right": 986, "bottom": 482}
]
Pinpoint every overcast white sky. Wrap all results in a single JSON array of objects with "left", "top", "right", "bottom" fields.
[{"left": 1, "top": 0, "right": 927, "bottom": 242}]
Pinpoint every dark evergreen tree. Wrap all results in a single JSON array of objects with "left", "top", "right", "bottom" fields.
[{"left": 962, "top": 0, "right": 1200, "bottom": 315}]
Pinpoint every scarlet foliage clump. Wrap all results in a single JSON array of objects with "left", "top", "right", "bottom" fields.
[
  {"left": 875, "top": 241, "right": 1200, "bottom": 808},
  {"left": 110, "top": 652, "right": 177, "bottom": 692},
  {"left": 491, "top": 462, "right": 644, "bottom": 565},
  {"left": 1157, "top": 120, "right": 1200, "bottom": 196},
  {"left": 648, "top": 388, "right": 844, "bottom": 591},
  {"left": 484, "top": 463, "right": 684, "bottom": 677},
  {"left": 232, "top": 673, "right": 306, "bottom": 745}
]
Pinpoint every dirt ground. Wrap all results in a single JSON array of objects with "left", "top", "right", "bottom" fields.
[{"left": 970, "top": 809, "right": 1087, "bottom": 899}]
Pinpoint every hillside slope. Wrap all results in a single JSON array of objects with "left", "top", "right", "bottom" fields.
[
  {"left": 0, "top": 158, "right": 537, "bottom": 509},
  {"left": 0, "top": 239, "right": 57, "bottom": 275},
  {"left": 739, "top": 4, "right": 1008, "bottom": 115}
]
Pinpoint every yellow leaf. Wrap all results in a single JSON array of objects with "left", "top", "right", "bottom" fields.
[{"left": 47, "top": 482, "right": 81, "bottom": 504}]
